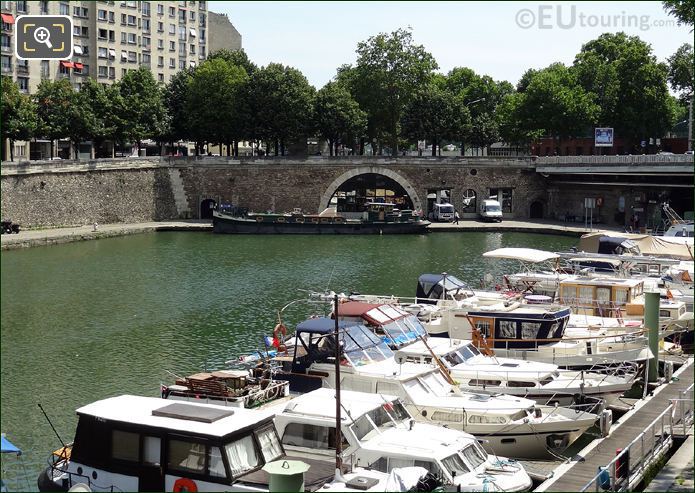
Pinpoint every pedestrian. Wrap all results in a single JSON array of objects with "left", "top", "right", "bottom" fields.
[{"left": 454, "top": 211, "right": 460, "bottom": 224}]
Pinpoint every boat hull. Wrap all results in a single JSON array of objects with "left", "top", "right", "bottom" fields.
[{"left": 213, "top": 214, "right": 430, "bottom": 235}]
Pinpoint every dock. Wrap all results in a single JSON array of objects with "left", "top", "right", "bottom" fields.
[{"left": 536, "top": 358, "right": 694, "bottom": 492}]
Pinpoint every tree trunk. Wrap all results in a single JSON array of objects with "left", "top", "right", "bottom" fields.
[
  {"left": 460, "top": 141, "right": 465, "bottom": 156},
  {"left": 74, "top": 141, "right": 79, "bottom": 160},
  {"left": 234, "top": 140, "right": 239, "bottom": 157},
  {"left": 328, "top": 139, "right": 334, "bottom": 156},
  {"left": 274, "top": 140, "right": 279, "bottom": 156},
  {"left": 431, "top": 137, "right": 437, "bottom": 157},
  {"left": 226, "top": 142, "right": 231, "bottom": 156},
  {"left": 280, "top": 139, "right": 285, "bottom": 156},
  {"left": 51, "top": 139, "right": 55, "bottom": 159},
  {"left": 9, "top": 139, "right": 14, "bottom": 162},
  {"left": 359, "top": 138, "right": 365, "bottom": 155}
]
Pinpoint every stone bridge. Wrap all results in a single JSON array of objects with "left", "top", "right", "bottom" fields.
[{"left": 1, "top": 155, "right": 691, "bottom": 229}]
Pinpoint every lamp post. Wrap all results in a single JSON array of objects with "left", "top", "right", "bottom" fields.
[{"left": 461, "top": 98, "right": 486, "bottom": 156}]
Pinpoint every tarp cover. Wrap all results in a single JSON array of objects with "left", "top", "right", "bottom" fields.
[
  {"left": 483, "top": 247, "right": 560, "bottom": 263},
  {"left": 579, "top": 233, "right": 693, "bottom": 260},
  {"left": 1, "top": 435, "right": 21, "bottom": 455}
]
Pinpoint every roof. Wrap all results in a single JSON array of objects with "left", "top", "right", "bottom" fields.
[
  {"left": 76, "top": 395, "right": 276, "bottom": 438},
  {"left": 295, "top": 317, "right": 355, "bottom": 334},
  {"left": 482, "top": 248, "right": 559, "bottom": 263},
  {"left": 281, "top": 388, "right": 398, "bottom": 422},
  {"left": 335, "top": 302, "right": 382, "bottom": 318}
]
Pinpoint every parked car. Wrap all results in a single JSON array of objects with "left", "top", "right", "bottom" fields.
[{"left": 1, "top": 221, "right": 20, "bottom": 234}]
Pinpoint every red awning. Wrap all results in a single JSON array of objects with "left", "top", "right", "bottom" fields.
[
  {"left": 74, "top": 62, "right": 84, "bottom": 69},
  {"left": 60, "top": 61, "right": 74, "bottom": 68},
  {"left": 1, "top": 13, "right": 15, "bottom": 24}
]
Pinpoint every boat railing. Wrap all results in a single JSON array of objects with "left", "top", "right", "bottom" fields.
[
  {"left": 579, "top": 383, "right": 694, "bottom": 492},
  {"left": 46, "top": 452, "right": 119, "bottom": 492}
]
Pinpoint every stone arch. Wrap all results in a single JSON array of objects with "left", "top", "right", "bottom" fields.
[
  {"left": 200, "top": 198, "right": 217, "bottom": 219},
  {"left": 319, "top": 167, "right": 423, "bottom": 213},
  {"left": 530, "top": 200, "right": 544, "bottom": 219}
]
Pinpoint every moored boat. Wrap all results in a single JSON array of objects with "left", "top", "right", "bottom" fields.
[{"left": 212, "top": 203, "right": 430, "bottom": 234}]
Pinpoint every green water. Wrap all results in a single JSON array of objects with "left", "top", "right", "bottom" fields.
[{"left": 0, "top": 231, "right": 575, "bottom": 485}]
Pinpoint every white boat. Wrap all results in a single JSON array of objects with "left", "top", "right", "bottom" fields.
[
  {"left": 272, "top": 318, "right": 599, "bottom": 459},
  {"left": 335, "top": 300, "right": 636, "bottom": 407},
  {"left": 274, "top": 388, "right": 533, "bottom": 491},
  {"left": 36, "top": 395, "right": 423, "bottom": 492}
]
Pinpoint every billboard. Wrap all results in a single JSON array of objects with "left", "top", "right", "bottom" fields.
[{"left": 594, "top": 128, "right": 614, "bottom": 147}]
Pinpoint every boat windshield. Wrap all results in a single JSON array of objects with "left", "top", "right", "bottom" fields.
[
  {"left": 441, "top": 452, "right": 471, "bottom": 475},
  {"left": 459, "top": 344, "right": 480, "bottom": 361},
  {"left": 403, "top": 372, "right": 450, "bottom": 399},
  {"left": 460, "top": 444, "right": 487, "bottom": 469},
  {"left": 349, "top": 400, "right": 411, "bottom": 441},
  {"left": 381, "top": 316, "right": 427, "bottom": 346},
  {"left": 342, "top": 324, "right": 393, "bottom": 366}
]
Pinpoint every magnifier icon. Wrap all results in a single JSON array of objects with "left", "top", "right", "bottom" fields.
[{"left": 33, "top": 27, "right": 53, "bottom": 49}]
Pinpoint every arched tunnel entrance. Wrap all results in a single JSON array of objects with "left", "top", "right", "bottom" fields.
[
  {"left": 328, "top": 173, "right": 414, "bottom": 217},
  {"left": 200, "top": 198, "right": 217, "bottom": 219}
]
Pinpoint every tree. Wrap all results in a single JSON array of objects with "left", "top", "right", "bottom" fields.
[
  {"left": 667, "top": 43, "right": 694, "bottom": 99},
  {"left": 35, "top": 79, "right": 75, "bottom": 158},
  {"left": 352, "top": 28, "right": 438, "bottom": 154},
  {"left": 314, "top": 82, "right": 367, "bottom": 156},
  {"left": 186, "top": 58, "right": 248, "bottom": 155},
  {"left": 401, "top": 84, "right": 470, "bottom": 156},
  {"left": 80, "top": 78, "right": 125, "bottom": 157},
  {"left": 245, "top": 63, "right": 315, "bottom": 155},
  {"left": 662, "top": 0, "right": 694, "bottom": 27},
  {"left": 161, "top": 68, "right": 194, "bottom": 148},
  {"left": 468, "top": 113, "right": 500, "bottom": 154},
  {"left": 1, "top": 76, "right": 37, "bottom": 161},
  {"left": 116, "top": 67, "right": 164, "bottom": 152},
  {"left": 208, "top": 49, "right": 257, "bottom": 76},
  {"left": 573, "top": 33, "right": 675, "bottom": 147}
]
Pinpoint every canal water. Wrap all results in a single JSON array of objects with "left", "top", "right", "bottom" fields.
[{"left": 0, "top": 231, "right": 575, "bottom": 485}]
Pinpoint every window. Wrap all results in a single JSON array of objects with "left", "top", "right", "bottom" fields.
[
  {"left": 189, "top": 10, "right": 195, "bottom": 21},
  {"left": 521, "top": 322, "right": 540, "bottom": 339},
  {"left": 441, "top": 453, "right": 471, "bottom": 476},
  {"left": 158, "top": 73, "right": 164, "bottom": 82},
  {"left": 109, "top": 66, "right": 115, "bottom": 78},
  {"left": 169, "top": 6, "right": 176, "bottom": 16},
  {"left": 168, "top": 440, "right": 205, "bottom": 474},
  {"left": 169, "top": 41, "right": 175, "bottom": 51},
  {"left": 143, "top": 436, "right": 160, "bottom": 466},
  {"left": 143, "top": 36, "right": 151, "bottom": 48},
  {"left": 128, "top": 51, "right": 137, "bottom": 62},
  {"left": 178, "top": 10, "right": 186, "bottom": 22},
  {"left": 143, "top": 19, "right": 151, "bottom": 32},
  {"left": 256, "top": 426, "right": 282, "bottom": 463},
  {"left": 199, "top": 45, "right": 205, "bottom": 58},
  {"left": 14, "top": 145, "right": 26, "bottom": 158},
  {"left": 59, "top": 3, "right": 69, "bottom": 15},
  {"left": 16, "top": 1, "right": 26, "bottom": 13},
  {"left": 178, "top": 25, "right": 186, "bottom": 40},
  {"left": 224, "top": 435, "right": 260, "bottom": 478},
  {"left": 179, "top": 43, "right": 185, "bottom": 56},
  {"left": 98, "top": 9, "right": 108, "bottom": 21},
  {"left": 157, "top": 56, "right": 163, "bottom": 66},
  {"left": 189, "top": 44, "right": 195, "bottom": 54},
  {"left": 109, "top": 11, "right": 115, "bottom": 23},
  {"left": 121, "top": 13, "right": 127, "bottom": 25},
  {"left": 431, "top": 410, "right": 463, "bottom": 422},
  {"left": 142, "top": 53, "right": 150, "bottom": 64},
  {"left": 169, "top": 23, "right": 175, "bottom": 34},
  {"left": 77, "top": 64, "right": 88, "bottom": 75},
  {"left": 121, "top": 32, "right": 127, "bottom": 43},
  {"left": 122, "top": 68, "right": 128, "bottom": 77},
  {"left": 2, "top": 56, "right": 12, "bottom": 73},
  {"left": 73, "top": 26, "right": 89, "bottom": 37},
  {"left": 169, "top": 58, "right": 175, "bottom": 68},
  {"left": 128, "top": 33, "right": 136, "bottom": 44},
  {"left": 462, "top": 189, "right": 477, "bottom": 213},
  {"left": 112, "top": 430, "right": 139, "bottom": 462},
  {"left": 179, "top": 59, "right": 185, "bottom": 70},
  {"left": 157, "top": 3, "right": 164, "bottom": 15},
  {"left": 127, "top": 15, "right": 136, "bottom": 26},
  {"left": 199, "top": 0, "right": 206, "bottom": 9},
  {"left": 39, "top": 1, "right": 48, "bottom": 13},
  {"left": 40, "top": 60, "right": 50, "bottom": 77},
  {"left": 468, "top": 379, "right": 501, "bottom": 387},
  {"left": 157, "top": 21, "right": 163, "bottom": 32},
  {"left": 488, "top": 188, "right": 513, "bottom": 213},
  {"left": 199, "top": 28, "right": 205, "bottom": 42},
  {"left": 507, "top": 381, "right": 537, "bottom": 388},
  {"left": 498, "top": 320, "right": 517, "bottom": 339},
  {"left": 98, "top": 29, "right": 108, "bottom": 40},
  {"left": 17, "top": 77, "right": 28, "bottom": 92},
  {"left": 199, "top": 13, "right": 206, "bottom": 27},
  {"left": 157, "top": 39, "right": 164, "bottom": 49},
  {"left": 73, "top": 6, "right": 88, "bottom": 18},
  {"left": 142, "top": 2, "right": 151, "bottom": 16},
  {"left": 0, "top": 34, "right": 9, "bottom": 51},
  {"left": 468, "top": 414, "right": 507, "bottom": 424},
  {"left": 282, "top": 423, "right": 334, "bottom": 449},
  {"left": 98, "top": 65, "right": 108, "bottom": 78},
  {"left": 98, "top": 47, "right": 108, "bottom": 58},
  {"left": 109, "top": 30, "right": 115, "bottom": 42}
]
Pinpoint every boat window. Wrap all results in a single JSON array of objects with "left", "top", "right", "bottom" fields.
[
  {"left": 441, "top": 452, "right": 471, "bottom": 475},
  {"left": 383, "top": 400, "right": 411, "bottom": 423},
  {"left": 256, "top": 425, "right": 283, "bottom": 463},
  {"left": 443, "top": 351, "right": 465, "bottom": 366},
  {"left": 370, "top": 457, "right": 388, "bottom": 472},
  {"left": 468, "top": 414, "right": 507, "bottom": 424},
  {"left": 112, "top": 430, "right": 140, "bottom": 462},
  {"left": 459, "top": 344, "right": 479, "bottom": 360},
  {"left": 414, "top": 460, "right": 441, "bottom": 476},
  {"left": 560, "top": 285, "right": 575, "bottom": 303},
  {"left": 432, "top": 410, "right": 463, "bottom": 422},
  {"left": 507, "top": 381, "right": 536, "bottom": 388},
  {"left": 540, "top": 377, "right": 554, "bottom": 386},
  {"left": 208, "top": 446, "right": 226, "bottom": 478},
  {"left": 468, "top": 379, "right": 501, "bottom": 387},
  {"left": 143, "top": 436, "right": 161, "bottom": 466},
  {"left": 474, "top": 320, "right": 491, "bottom": 338},
  {"left": 578, "top": 286, "right": 594, "bottom": 304},
  {"left": 659, "top": 310, "right": 672, "bottom": 318},
  {"left": 680, "top": 306, "right": 686, "bottom": 317},
  {"left": 614, "top": 289, "right": 628, "bottom": 305},
  {"left": 420, "top": 373, "right": 450, "bottom": 396},
  {"left": 168, "top": 439, "right": 206, "bottom": 473},
  {"left": 350, "top": 415, "right": 377, "bottom": 441},
  {"left": 282, "top": 423, "right": 333, "bottom": 449},
  {"left": 402, "top": 315, "right": 428, "bottom": 337},
  {"left": 498, "top": 320, "right": 517, "bottom": 339},
  {"left": 376, "top": 381, "right": 402, "bottom": 396},
  {"left": 521, "top": 322, "right": 541, "bottom": 339},
  {"left": 224, "top": 434, "right": 261, "bottom": 478},
  {"left": 461, "top": 444, "right": 487, "bottom": 469}
]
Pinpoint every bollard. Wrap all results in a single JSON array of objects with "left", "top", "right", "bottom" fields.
[
  {"left": 644, "top": 291, "right": 660, "bottom": 383},
  {"left": 262, "top": 460, "right": 310, "bottom": 492},
  {"left": 615, "top": 448, "right": 629, "bottom": 481}
]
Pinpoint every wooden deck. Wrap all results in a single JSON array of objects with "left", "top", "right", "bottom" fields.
[{"left": 541, "top": 359, "right": 694, "bottom": 492}]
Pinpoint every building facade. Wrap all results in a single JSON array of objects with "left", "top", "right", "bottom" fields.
[{"left": 208, "top": 11, "right": 240, "bottom": 54}]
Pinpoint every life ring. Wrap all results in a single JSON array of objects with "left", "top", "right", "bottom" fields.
[
  {"left": 596, "top": 197, "right": 604, "bottom": 207},
  {"left": 273, "top": 323, "right": 287, "bottom": 340},
  {"left": 255, "top": 216, "right": 263, "bottom": 222},
  {"left": 173, "top": 478, "right": 198, "bottom": 492}
]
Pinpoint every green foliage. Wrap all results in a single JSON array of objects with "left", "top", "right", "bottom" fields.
[
  {"left": 245, "top": 63, "right": 315, "bottom": 153},
  {"left": 187, "top": 58, "right": 249, "bottom": 147},
  {"left": 162, "top": 68, "right": 194, "bottom": 143},
  {"left": 662, "top": 0, "right": 694, "bottom": 27},
  {"left": 116, "top": 67, "right": 164, "bottom": 146},
  {"left": 2, "top": 76, "right": 37, "bottom": 157},
  {"left": 314, "top": 82, "right": 367, "bottom": 155},
  {"left": 80, "top": 78, "right": 125, "bottom": 145},
  {"left": 208, "top": 49, "right": 257, "bottom": 76},
  {"left": 352, "top": 28, "right": 438, "bottom": 153},
  {"left": 667, "top": 43, "right": 694, "bottom": 99}
]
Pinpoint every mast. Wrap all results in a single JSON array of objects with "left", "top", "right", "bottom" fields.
[{"left": 334, "top": 294, "right": 343, "bottom": 479}]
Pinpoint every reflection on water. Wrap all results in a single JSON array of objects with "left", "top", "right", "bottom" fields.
[{"left": 0, "top": 231, "right": 575, "bottom": 481}]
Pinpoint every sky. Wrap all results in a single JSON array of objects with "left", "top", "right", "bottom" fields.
[{"left": 211, "top": 1, "right": 692, "bottom": 89}]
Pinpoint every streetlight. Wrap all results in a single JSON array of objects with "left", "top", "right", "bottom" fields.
[{"left": 461, "top": 98, "right": 486, "bottom": 156}]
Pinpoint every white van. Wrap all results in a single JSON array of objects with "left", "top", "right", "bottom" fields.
[
  {"left": 430, "top": 203, "right": 455, "bottom": 222},
  {"left": 479, "top": 198, "right": 502, "bottom": 222}
]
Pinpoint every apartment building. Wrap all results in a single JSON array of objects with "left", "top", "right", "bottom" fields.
[{"left": 1, "top": 0, "right": 209, "bottom": 94}]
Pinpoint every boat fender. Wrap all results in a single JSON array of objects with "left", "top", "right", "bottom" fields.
[{"left": 173, "top": 478, "right": 198, "bottom": 492}]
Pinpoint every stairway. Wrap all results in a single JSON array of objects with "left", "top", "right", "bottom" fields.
[{"left": 168, "top": 168, "right": 191, "bottom": 219}]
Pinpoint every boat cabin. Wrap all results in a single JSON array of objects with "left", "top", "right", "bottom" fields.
[
  {"left": 335, "top": 301, "right": 428, "bottom": 348},
  {"left": 47, "top": 395, "right": 284, "bottom": 492},
  {"left": 558, "top": 277, "right": 644, "bottom": 317}
]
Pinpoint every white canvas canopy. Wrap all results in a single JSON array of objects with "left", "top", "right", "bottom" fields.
[
  {"left": 482, "top": 248, "right": 560, "bottom": 263},
  {"left": 579, "top": 233, "right": 694, "bottom": 260}
]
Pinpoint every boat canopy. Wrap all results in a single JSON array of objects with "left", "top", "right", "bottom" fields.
[
  {"left": 336, "top": 301, "right": 427, "bottom": 347},
  {"left": 482, "top": 248, "right": 560, "bottom": 263},
  {"left": 1, "top": 435, "right": 21, "bottom": 455},
  {"left": 416, "top": 273, "right": 471, "bottom": 302},
  {"left": 295, "top": 317, "right": 355, "bottom": 334},
  {"left": 579, "top": 233, "right": 693, "bottom": 260}
]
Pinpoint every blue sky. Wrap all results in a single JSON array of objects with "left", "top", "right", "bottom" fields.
[{"left": 211, "top": 1, "right": 692, "bottom": 88}]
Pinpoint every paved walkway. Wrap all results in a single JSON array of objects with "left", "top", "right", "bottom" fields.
[
  {"left": 644, "top": 433, "right": 694, "bottom": 492},
  {"left": 1, "top": 218, "right": 623, "bottom": 250}
]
